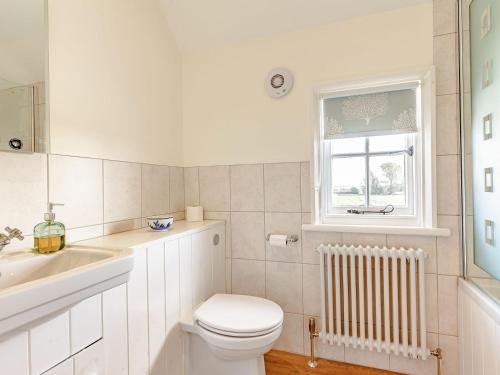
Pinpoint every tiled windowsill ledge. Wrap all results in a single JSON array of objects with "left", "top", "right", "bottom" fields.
[{"left": 302, "top": 223, "right": 451, "bottom": 237}]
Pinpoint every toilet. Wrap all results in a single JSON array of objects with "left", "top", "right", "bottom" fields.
[{"left": 181, "top": 294, "right": 284, "bottom": 375}]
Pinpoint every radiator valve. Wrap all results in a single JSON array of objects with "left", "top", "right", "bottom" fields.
[{"left": 308, "top": 317, "right": 320, "bottom": 368}]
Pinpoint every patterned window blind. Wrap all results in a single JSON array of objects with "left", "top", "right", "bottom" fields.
[{"left": 322, "top": 85, "right": 419, "bottom": 139}]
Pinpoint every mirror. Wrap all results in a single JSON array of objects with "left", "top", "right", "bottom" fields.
[
  {"left": 0, "top": 0, "right": 48, "bottom": 153},
  {"left": 460, "top": 0, "right": 500, "bottom": 299}
]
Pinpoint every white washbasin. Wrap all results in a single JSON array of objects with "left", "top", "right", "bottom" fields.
[{"left": 0, "top": 246, "right": 133, "bottom": 336}]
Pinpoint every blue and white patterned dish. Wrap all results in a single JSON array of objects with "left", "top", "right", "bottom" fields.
[{"left": 146, "top": 216, "right": 174, "bottom": 231}]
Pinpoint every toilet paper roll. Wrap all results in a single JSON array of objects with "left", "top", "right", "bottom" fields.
[
  {"left": 269, "top": 234, "right": 288, "bottom": 247},
  {"left": 186, "top": 206, "right": 204, "bottom": 222}
]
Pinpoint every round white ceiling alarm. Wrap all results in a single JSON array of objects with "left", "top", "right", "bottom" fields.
[{"left": 266, "top": 67, "right": 294, "bottom": 98}]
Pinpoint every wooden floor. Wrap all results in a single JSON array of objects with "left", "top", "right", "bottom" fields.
[{"left": 264, "top": 350, "right": 403, "bottom": 375}]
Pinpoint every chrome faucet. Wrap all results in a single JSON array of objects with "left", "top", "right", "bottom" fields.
[{"left": 0, "top": 227, "right": 24, "bottom": 252}]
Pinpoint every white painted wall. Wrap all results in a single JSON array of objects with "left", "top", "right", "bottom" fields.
[
  {"left": 48, "top": 0, "right": 183, "bottom": 166},
  {"left": 181, "top": 3, "right": 433, "bottom": 167}
]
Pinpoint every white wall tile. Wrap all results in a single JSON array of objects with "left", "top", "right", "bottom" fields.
[
  {"left": 184, "top": 167, "right": 200, "bottom": 207},
  {"left": 103, "top": 160, "right": 141, "bottom": 223},
  {"left": 141, "top": 164, "right": 170, "bottom": 217},
  {"left": 230, "top": 164, "right": 264, "bottom": 211},
  {"left": 264, "top": 163, "right": 301, "bottom": 212},
  {"left": 342, "top": 232, "right": 387, "bottom": 247},
  {"left": 389, "top": 333, "right": 438, "bottom": 374},
  {"left": 231, "top": 212, "right": 265, "bottom": 260},
  {"left": 199, "top": 166, "right": 230, "bottom": 211},
  {"left": 426, "top": 273, "right": 439, "bottom": 334},
  {"left": 266, "top": 261, "right": 303, "bottom": 314},
  {"left": 231, "top": 259, "right": 265, "bottom": 297},
  {"left": 0, "top": 152, "right": 47, "bottom": 235},
  {"left": 273, "top": 313, "right": 304, "bottom": 354},
  {"left": 225, "top": 258, "right": 232, "bottom": 293},
  {"left": 437, "top": 215, "right": 461, "bottom": 276},
  {"left": 49, "top": 155, "right": 103, "bottom": 228},
  {"left": 302, "top": 224, "right": 341, "bottom": 265},
  {"left": 30, "top": 311, "right": 71, "bottom": 375},
  {"left": 265, "top": 212, "right": 302, "bottom": 263},
  {"left": 300, "top": 162, "right": 311, "bottom": 213},
  {"left": 169, "top": 166, "right": 185, "bottom": 213},
  {"left": 438, "top": 275, "right": 458, "bottom": 336},
  {"left": 345, "top": 346, "right": 390, "bottom": 370}
]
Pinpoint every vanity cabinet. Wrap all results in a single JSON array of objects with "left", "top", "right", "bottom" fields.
[{"left": 105, "top": 223, "right": 226, "bottom": 375}]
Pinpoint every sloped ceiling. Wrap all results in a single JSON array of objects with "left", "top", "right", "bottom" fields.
[{"left": 159, "top": 0, "right": 431, "bottom": 54}]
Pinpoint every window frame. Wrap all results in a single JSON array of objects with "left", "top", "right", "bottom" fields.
[{"left": 312, "top": 69, "right": 436, "bottom": 228}]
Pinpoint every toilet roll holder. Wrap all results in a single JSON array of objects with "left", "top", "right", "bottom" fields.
[{"left": 265, "top": 233, "right": 299, "bottom": 245}]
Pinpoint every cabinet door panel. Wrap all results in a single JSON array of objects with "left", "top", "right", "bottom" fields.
[
  {"left": 103, "top": 284, "right": 128, "bottom": 375},
  {"left": 211, "top": 224, "right": 226, "bottom": 294},
  {"left": 191, "top": 230, "right": 212, "bottom": 307},
  {"left": 127, "top": 248, "right": 149, "bottom": 375},
  {"left": 0, "top": 331, "right": 29, "bottom": 375},
  {"left": 147, "top": 243, "right": 166, "bottom": 375},
  {"left": 43, "top": 358, "right": 74, "bottom": 375},
  {"left": 74, "top": 339, "right": 105, "bottom": 375},
  {"left": 179, "top": 236, "right": 193, "bottom": 318},
  {"left": 165, "top": 239, "right": 180, "bottom": 333},
  {"left": 70, "top": 294, "right": 102, "bottom": 354}
]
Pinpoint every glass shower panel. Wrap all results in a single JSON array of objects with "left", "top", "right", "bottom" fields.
[
  {"left": 469, "top": 0, "right": 500, "bottom": 280},
  {"left": 0, "top": 85, "right": 34, "bottom": 152}
]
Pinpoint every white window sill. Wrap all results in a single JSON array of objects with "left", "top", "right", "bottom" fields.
[{"left": 302, "top": 223, "right": 451, "bottom": 237}]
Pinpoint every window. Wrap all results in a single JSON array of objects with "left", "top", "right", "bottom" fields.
[{"left": 314, "top": 71, "right": 435, "bottom": 227}]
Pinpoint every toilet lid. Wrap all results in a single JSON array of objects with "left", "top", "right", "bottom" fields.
[{"left": 193, "top": 294, "right": 283, "bottom": 337}]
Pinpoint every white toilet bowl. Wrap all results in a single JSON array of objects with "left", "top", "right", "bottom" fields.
[{"left": 181, "top": 294, "right": 284, "bottom": 375}]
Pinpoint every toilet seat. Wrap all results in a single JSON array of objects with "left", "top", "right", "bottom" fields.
[{"left": 193, "top": 294, "right": 283, "bottom": 338}]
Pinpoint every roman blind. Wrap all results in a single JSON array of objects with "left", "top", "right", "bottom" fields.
[{"left": 322, "top": 84, "right": 419, "bottom": 139}]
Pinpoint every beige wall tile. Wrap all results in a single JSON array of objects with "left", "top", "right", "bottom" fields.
[
  {"left": 199, "top": 166, "right": 230, "bottom": 211},
  {"left": 264, "top": 163, "right": 301, "bottom": 212},
  {"left": 103, "top": 160, "right": 141, "bottom": 223},
  {"left": 225, "top": 259, "right": 231, "bottom": 293},
  {"left": 230, "top": 164, "right": 264, "bottom": 211},
  {"left": 273, "top": 313, "right": 304, "bottom": 354},
  {"left": 426, "top": 273, "right": 439, "bottom": 334},
  {"left": 434, "top": 33, "right": 458, "bottom": 95},
  {"left": 265, "top": 213, "right": 302, "bottom": 263},
  {"left": 302, "top": 315, "right": 345, "bottom": 362},
  {"left": 438, "top": 275, "right": 458, "bottom": 336},
  {"left": 345, "top": 346, "right": 390, "bottom": 370},
  {"left": 389, "top": 332, "right": 438, "bottom": 374},
  {"left": 436, "top": 94, "right": 459, "bottom": 156},
  {"left": 266, "top": 261, "right": 303, "bottom": 314},
  {"left": 141, "top": 164, "right": 169, "bottom": 217},
  {"left": 439, "top": 334, "right": 459, "bottom": 375},
  {"left": 437, "top": 215, "right": 461, "bottom": 276},
  {"left": 436, "top": 155, "right": 460, "bottom": 216},
  {"left": 433, "top": 0, "right": 457, "bottom": 36},
  {"left": 231, "top": 259, "right": 265, "bottom": 297},
  {"left": 387, "top": 234, "right": 437, "bottom": 274},
  {"left": 231, "top": 212, "right": 265, "bottom": 260},
  {"left": 205, "top": 211, "right": 232, "bottom": 258},
  {"left": 184, "top": 167, "right": 199, "bottom": 207},
  {"left": 49, "top": 155, "right": 103, "bottom": 229},
  {"left": 0, "top": 152, "right": 47, "bottom": 235},
  {"left": 301, "top": 162, "right": 311, "bottom": 213},
  {"left": 169, "top": 166, "right": 185, "bottom": 212},
  {"left": 66, "top": 225, "right": 104, "bottom": 244},
  {"left": 302, "top": 215, "right": 342, "bottom": 264},
  {"left": 302, "top": 264, "right": 320, "bottom": 317},
  {"left": 103, "top": 218, "right": 142, "bottom": 235}
]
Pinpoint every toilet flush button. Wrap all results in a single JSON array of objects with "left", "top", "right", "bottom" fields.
[{"left": 213, "top": 234, "right": 220, "bottom": 246}]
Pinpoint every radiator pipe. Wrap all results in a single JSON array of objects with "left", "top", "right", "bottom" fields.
[
  {"left": 308, "top": 317, "right": 319, "bottom": 368},
  {"left": 430, "top": 348, "right": 442, "bottom": 375}
]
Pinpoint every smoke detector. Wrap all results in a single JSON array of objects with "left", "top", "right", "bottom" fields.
[{"left": 266, "top": 68, "right": 294, "bottom": 98}]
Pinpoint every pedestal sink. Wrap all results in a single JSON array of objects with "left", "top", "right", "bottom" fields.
[{"left": 0, "top": 246, "right": 133, "bottom": 336}]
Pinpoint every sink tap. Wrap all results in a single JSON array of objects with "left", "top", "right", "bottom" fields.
[{"left": 0, "top": 227, "right": 24, "bottom": 252}]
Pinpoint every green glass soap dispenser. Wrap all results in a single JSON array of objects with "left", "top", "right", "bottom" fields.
[{"left": 34, "top": 202, "right": 66, "bottom": 254}]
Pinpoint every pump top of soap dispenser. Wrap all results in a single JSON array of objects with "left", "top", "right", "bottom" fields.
[{"left": 44, "top": 202, "right": 64, "bottom": 222}]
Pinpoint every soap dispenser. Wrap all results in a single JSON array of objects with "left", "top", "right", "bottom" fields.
[{"left": 33, "top": 203, "right": 66, "bottom": 254}]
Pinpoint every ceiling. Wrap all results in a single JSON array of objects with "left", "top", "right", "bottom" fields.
[{"left": 159, "top": 0, "right": 430, "bottom": 54}]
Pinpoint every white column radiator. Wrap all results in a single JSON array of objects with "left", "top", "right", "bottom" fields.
[{"left": 317, "top": 244, "right": 429, "bottom": 360}]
